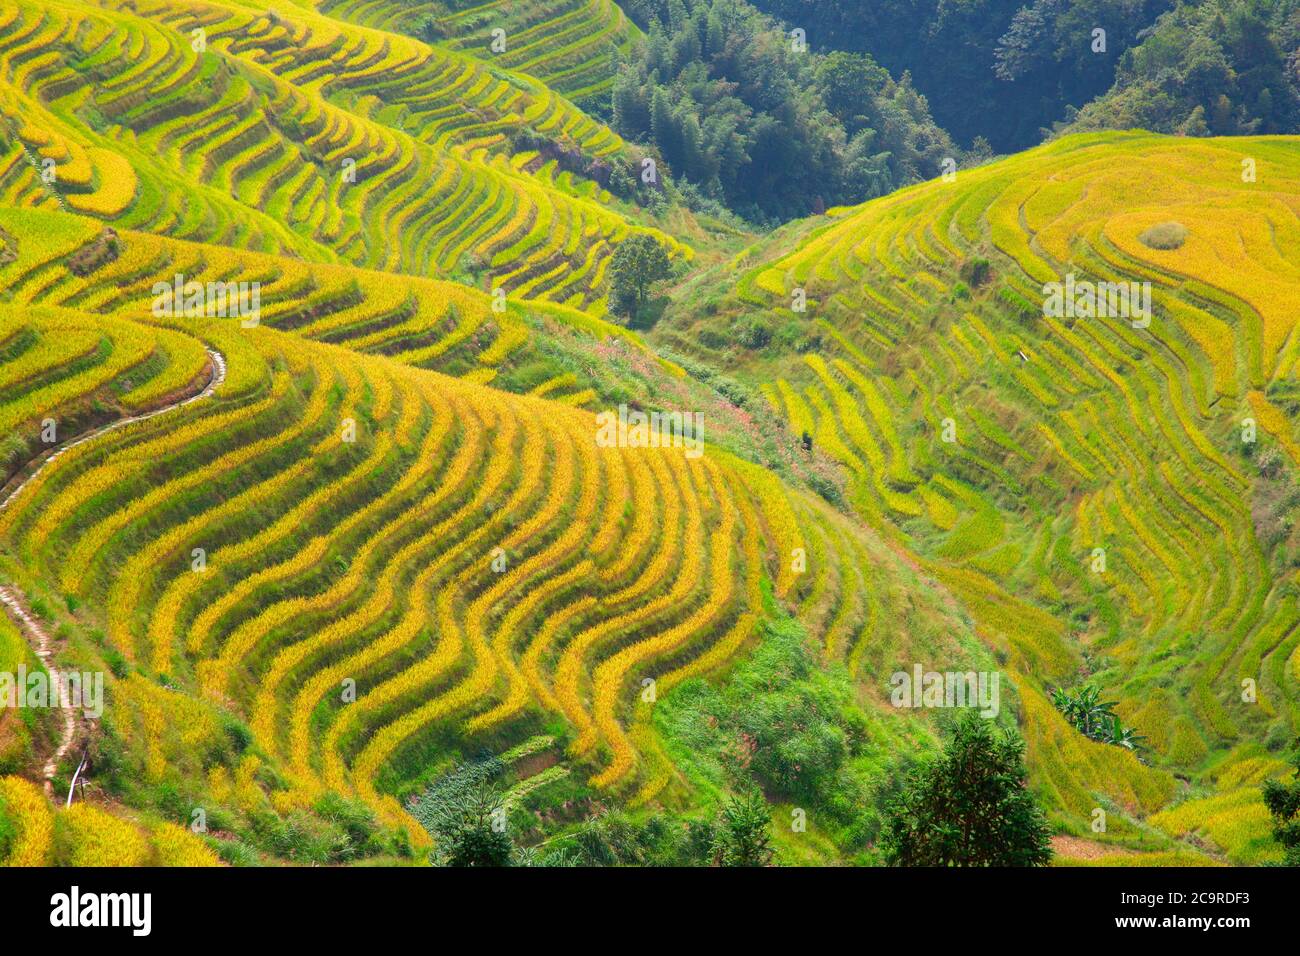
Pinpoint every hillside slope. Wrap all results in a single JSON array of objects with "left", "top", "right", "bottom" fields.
[
  {"left": 1, "top": 0, "right": 1293, "bottom": 869},
  {"left": 662, "top": 131, "right": 1300, "bottom": 862},
  {"left": 0, "top": 198, "right": 1005, "bottom": 860},
  {"left": 323, "top": 0, "right": 639, "bottom": 110},
  {"left": 0, "top": 0, "right": 683, "bottom": 313}
]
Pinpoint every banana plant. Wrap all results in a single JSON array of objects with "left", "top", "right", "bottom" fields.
[
  {"left": 1051, "top": 684, "right": 1143, "bottom": 752},
  {"left": 1107, "top": 716, "right": 1148, "bottom": 751}
]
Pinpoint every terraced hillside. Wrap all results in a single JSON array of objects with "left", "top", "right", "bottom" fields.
[
  {"left": 0, "top": 0, "right": 679, "bottom": 312},
  {"left": 674, "top": 131, "right": 1300, "bottom": 863},
  {"left": 0, "top": 200, "right": 1002, "bottom": 857},
  {"left": 323, "top": 0, "right": 639, "bottom": 109},
  {"left": 1, "top": 0, "right": 1294, "bottom": 871},
  {"left": 0, "top": 775, "right": 221, "bottom": 865},
  {"left": 0, "top": 204, "right": 664, "bottom": 402}
]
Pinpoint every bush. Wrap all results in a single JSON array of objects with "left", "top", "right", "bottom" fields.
[
  {"left": 1051, "top": 684, "right": 1147, "bottom": 751},
  {"left": 698, "top": 327, "right": 729, "bottom": 350},
  {"left": 712, "top": 792, "right": 774, "bottom": 866},
  {"left": 733, "top": 316, "right": 772, "bottom": 350},
  {"left": 222, "top": 716, "right": 253, "bottom": 755},
  {"left": 1262, "top": 740, "right": 1300, "bottom": 866},
  {"left": 426, "top": 783, "right": 515, "bottom": 867},
  {"left": 567, "top": 810, "right": 714, "bottom": 866},
  {"left": 248, "top": 808, "right": 343, "bottom": 864},
  {"left": 807, "top": 473, "right": 843, "bottom": 506},
  {"left": 312, "top": 792, "right": 381, "bottom": 860},
  {"left": 1139, "top": 221, "right": 1188, "bottom": 250},
  {"left": 959, "top": 256, "right": 992, "bottom": 287},
  {"left": 881, "top": 712, "right": 1053, "bottom": 866},
  {"left": 408, "top": 759, "right": 519, "bottom": 866}
]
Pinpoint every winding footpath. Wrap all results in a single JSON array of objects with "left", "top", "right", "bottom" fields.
[
  {"left": 0, "top": 346, "right": 226, "bottom": 799},
  {"left": 0, "top": 585, "right": 73, "bottom": 799}
]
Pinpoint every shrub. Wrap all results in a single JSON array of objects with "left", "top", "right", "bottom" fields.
[
  {"left": 959, "top": 256, "right": 992, "bottom": 287},
  {"left": 1139, "top": 221, "right": 1188, "bottom": 250},
  {"left": 567, "top": 811, "right": 714, "bottom": 866},
  {"left": 425, "top": 783, "right": 514, "bottom": 867},
  {"left": 712, "top": 792, "right": 774, "bottom": 867},
  {"left": 102, "top": 648, "right": 129, "bottom": 679},
  {"left": 881, "top": 712, "right": 1053, "bottom": 866},
  {"left": 1262, "top": 740, "right": 1300, "bottom": 866},
  {"left": 222, "top": 717, "right": 253, "bottom": 756},
  {"left": 312, "top": 792, "right": 381, "bottom": 860},
  {"left": 732, "top": 316, "right": 772, "bottom": 350},
  {"left": 1051, "top": 684, "right": 1147, "bottom": 751}
]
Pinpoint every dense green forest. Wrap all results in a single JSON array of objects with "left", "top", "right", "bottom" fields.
[
  {"left": 607, "top": 0, "right": 1299, "bottom": 222},
  {"left": 747, "top": 0, "right": 1299, "bottom": 149},
  {"left": 613, "top": 0, "right": 959, "bottom": 220},
  {"left": 747, "top": 0, "right": 1171, "bottom": 149},
  {"left": 1063, "top": 0, "right": 1300, "bottom": 135}
]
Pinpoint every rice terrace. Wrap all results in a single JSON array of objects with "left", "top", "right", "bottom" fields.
[{"left": 0, "top": 0, "right": 1298, "bottom": 900}]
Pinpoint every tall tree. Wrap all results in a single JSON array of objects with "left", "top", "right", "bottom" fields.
[
  {"left": 608, "top": 234, "right": 673, "bottom": 321},
  {"left": 882, "top": 712, "right": 1053, "bottom": 867}
]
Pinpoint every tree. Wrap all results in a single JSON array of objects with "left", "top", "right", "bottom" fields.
[
  {"left": 609, "top": 0, "right": 955, "bottom": 219},
  {"left": 608, "top": 234, "right": 673, "bottom": 322},
  {"left": 712, "top": 791, "right": 774, "bottom": 866},
  {"left": 815, "top": 51, "right": 889, "bottom": 135},
  {"left": 881, "top": 711, "right": 1053, "bottom": 866},
  {"left": 1262, "top": 741, "right": 1300, "bottom": 866},
  {"left": 426, "top": 782, "right": 514, "bottom": 867},
  {"left": 1177, "top": 105, "right": 1210, "bottom": 136}
]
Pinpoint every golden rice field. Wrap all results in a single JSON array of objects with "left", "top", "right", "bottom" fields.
[
  {"left": 0, "top": 204, "right": 653, "bottom": 398},
  {"left": 0, "top": 200, "right": 996, "bottom": 855},
  {"left": 721, "top": 131, "right": 1300, "bottom": 863},
  {"left": 323, "top": 0, "right": 639, "bottom": 109},
  {"left": 0, "top": 0, "right": 1294, "bottom": 871},
  {"left": 0, "top": 0, "right": 682, "bottom": 313}
]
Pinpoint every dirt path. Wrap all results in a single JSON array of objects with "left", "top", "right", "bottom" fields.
[
  {"left": 0, "top": 584, "right": 76, "bottom": 799},
  {"left": 1051, "top": 835, "right": 1136, "bottom": 861},
  {"left": 0, "top": 346, "right": 225, "bottom": 800},
  {"left": 0, "top": 348, "right": 225, "bottom": 514}
]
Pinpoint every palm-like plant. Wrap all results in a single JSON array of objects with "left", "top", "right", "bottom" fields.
[
  {"left": 1051, "top": 684, "right": 1145, "bottom": 752},
  {"left": 1106, "top": 716, "right": 1148, "bottom": 751}
]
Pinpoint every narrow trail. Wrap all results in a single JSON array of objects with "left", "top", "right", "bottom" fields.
[
  {"left": 0, "top": 346, "right": 225, "bottom": 799},
  {"left": 0, "top": 584, "right": 75, "bottom": 799},
  {"left": 0, "top": 348, "right": 226, "bottom": 514}
]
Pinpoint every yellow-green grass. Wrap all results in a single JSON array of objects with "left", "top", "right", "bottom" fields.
[
  {"left": 0, "top": 0, "right": 684, "bottom": 313},
  {"left": 723, "top": 132, "right": 1300, "bottom": 848},
  {"left": 0, "top": 282, "right": 992, "bottom": 847},
  {"left": 0, "top": 205, "right": 670, "bottom": 389},
  {"left": 322, "top": 0, "right": 639, "bottom": 108}
]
